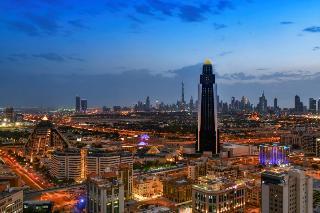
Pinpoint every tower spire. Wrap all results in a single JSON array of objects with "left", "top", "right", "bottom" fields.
[{"left": 181, "top": 81, "right": 185, "bottom": 104}]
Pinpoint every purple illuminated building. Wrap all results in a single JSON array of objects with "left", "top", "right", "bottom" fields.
[{"left": 259, "top": 144, "right": 290, "bottom": 166}]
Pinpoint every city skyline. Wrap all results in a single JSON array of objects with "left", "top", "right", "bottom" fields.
[{"left": 2, "top": 1, "right": 320, "bottom": 213}]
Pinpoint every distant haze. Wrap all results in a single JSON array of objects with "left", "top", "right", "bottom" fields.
[{"left": 1, "top": 64, "right": 319, "bottom": 108}]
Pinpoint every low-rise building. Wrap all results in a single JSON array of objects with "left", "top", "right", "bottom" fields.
[
  {"left": 187, "top": 158, "right": 207, "bottom": 180},
  {"left": 221, "top": 143, "right": 258, "bottom": 158},
  {"left": 0, "top": 189, "right": 23, "bottom": 213},
  {"left": 192, "top": 176, "right": 246, "bottom": 213},
  {"left": 133, "top": 175, "right": 163, "bottom": 200},
  {"left": 163, "top": 177, "right": 193, "bottom": 205},
  {"left": 23, "top": 200, "right": 53, "bottom": 213}
]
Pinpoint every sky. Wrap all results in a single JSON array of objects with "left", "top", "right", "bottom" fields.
[{"left": 1, "top": 0, "right": 320, "bottom": 108}]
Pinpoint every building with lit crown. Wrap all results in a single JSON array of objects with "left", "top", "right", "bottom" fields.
[{"left": 196, "top": 59, "right": 219, "bottom": 155}]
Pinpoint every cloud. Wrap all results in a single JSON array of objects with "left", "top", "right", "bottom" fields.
[
  {"left": 256, "top": 68, "right": 269, "bottom": 71},
  {"left": 66, "top": 56, "right": 85, "bottom": 62},
  {"left": 6, "top": 20, "right": 40, "bottom": 36},
  {"left": 213, "top": 23, "right": 227, "bottom": 30},
  {"left": 24, "top": 13, "right": 60, "bottom": 35},
  {"left": 219, "top": 72, "right": 255, "bottom": 80},
  {"left": 219, "top": 51, "right": 232, "bottom": 56},
  {"left": 105, "top": 1, "right": 129, "bottom": 12},
  {"left": 127, "top": 15, "right": 144, "bottom": 24},
  {"left": 147, "top": 0, "right": 177, "bottom": 16},
  {"left": 303, "top": 26, "right": 320, "bottom": 33},
  {"left": 216, "top": 0, "right": 234, "bottom": 12},
  {"left": 2, "top": 63, "right": 320, "bottom": 107},
  {"left": 178, "top": 4, "right": 210, "bottom": 22},
  {"left": 134, "top": 4, "right": 154, "bottom": 16},
  {"left": 280, "top": 21, "right": 294, "bottom": 25},
  {"left": 5, "top": 53, "right": 29, "bottom": 62},
  {"left": 32, "top": 53, "right": 65, "bottom": 62},
  {"left": 102, "top": 1, "right": 233, "bottom": 25},
  {"left": 68, "top": 19, "right": 88, "bottom": 29},
  {"left": 31, "top": 53, "right": 85, "bottom": 62},
  {"left": 313, "top": 46, "right": 320, "bottom": 51}
]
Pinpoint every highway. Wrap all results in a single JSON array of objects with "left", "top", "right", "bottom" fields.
[
  {"left": 0, "top": 151, "right": 47, "bottom": 190},
  {"left": 24, "top": 183, "right": 85, "bottom": 199}
]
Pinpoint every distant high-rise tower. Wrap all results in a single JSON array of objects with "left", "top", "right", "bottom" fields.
[
  {"left": 274, "top": 97, "right": 278, "bottom": 110},
  {"left": 76, "top": 96, "right": 81, "bottom": 112},
  {"left": 189, "top": 96, "right": 194, "bottom": 111},
  {"left": 181, "top": 81, "right": 185, "bottom": 104},
  {"left": 257, "top": 91, "right": 267, "bottom": 113},
  {"left": 318, "top": 99, "right": 320, "bottom": 113},
  {"left": 309, "top": 98, "right": 316, "bottom": 113},
  {"left": 295, "top": 95, "right": 303, "bottom": 113},
  {"left": 145, "top": 96, "right": 151, "bottom": 111},
  {"left": 81, "top": 99, "right": 88, "bottom": 113},
  {"left": 196, "top": 59, "right": 219, "bottom": 155}
]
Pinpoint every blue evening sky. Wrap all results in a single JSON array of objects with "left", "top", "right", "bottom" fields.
[{"left": 1, "top": 0, "right": 320, "bottom": 75}]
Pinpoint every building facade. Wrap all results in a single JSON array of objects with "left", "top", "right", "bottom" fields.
[
  {"left": 87, "top": 171, "right": 124, "bottom": 213},
  {"left": 133, "top": 175, "right": 163, "bottom": 199},
  {"left": 261, "top": 169, "right": 313, "bottom": 213},
  {"left": 50, "top": 149, "right": 82, "bottom": 180},
  {"left": 163, "top": 177, "right": 193, "bottom": 204},
  {"left": 192, "top": 176, "right": 246, "bottom": 213},
  {"left": 0, "top": 189, "right": 23, "bottom": 213}
]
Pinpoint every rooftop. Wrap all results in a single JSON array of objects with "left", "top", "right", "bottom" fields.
[{"left": 193, "top": 176, "right": 245, "bottom": 193}]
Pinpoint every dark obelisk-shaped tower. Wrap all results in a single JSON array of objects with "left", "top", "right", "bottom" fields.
[{"left": 196, "top": 59, "right": 219, "bottom": 155}]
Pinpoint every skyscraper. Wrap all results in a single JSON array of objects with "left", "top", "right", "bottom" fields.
[
  {"left": 80, "top": 99, "right": 88, "bottom": 113},
  {"left": 145, "top": 96, "right": 150, "bottom": 111},
  {"left": 295, "top": 95, "right": 303, "bottom": 113},
  {"left": 189, "top": 96, "right": 194, "bottom": 111},
  {"left": 318, "top": 99, "right": 320, "bottom": 113},
  {"left": 179, "top": 81, "right": 186, "bottom": 111},
  {"left": 196, "top": 59, "right": 219, "bottom": 155},
  {"left": 75, "top": 96, "right": 81, "bottom": 112},
  {"left": 309, "top": 98, "right": 316, "bottom": 113},
  {"left": 257, "top": 91, "right": 267, "bottom": 113},
  {"left": 274, "top": 97, "right": 278, "bottom": 110},
  {"left": 181, "top": 81, "right": 185, "bottom": 104}
]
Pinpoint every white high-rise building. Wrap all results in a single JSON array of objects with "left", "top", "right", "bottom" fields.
[
  {"left": 261, "top": 168, "right": 313, "bottom": 213},
  {"left": 87, "top": 170, "right": 124, "bottom": 213}
]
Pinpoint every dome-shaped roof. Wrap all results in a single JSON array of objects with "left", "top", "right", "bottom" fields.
[{"left": 204, "top": 58, "right": 212, "bottom": 65}]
